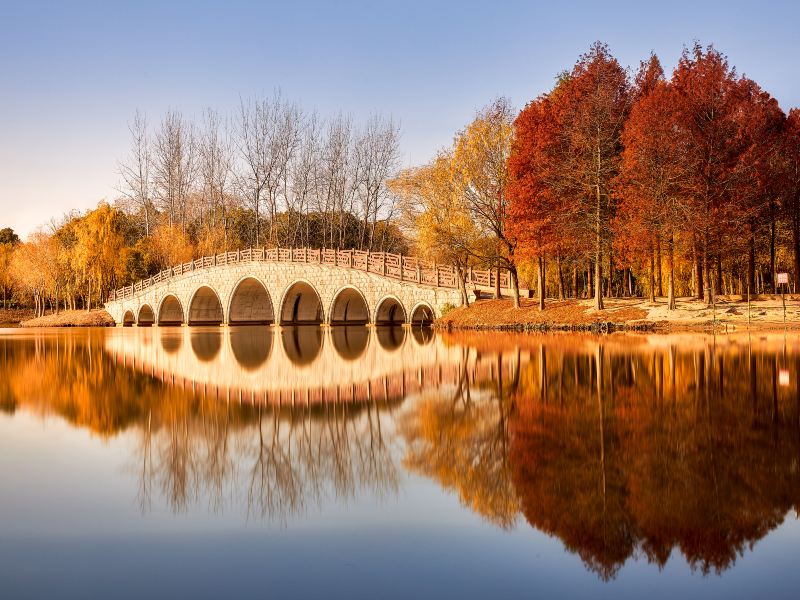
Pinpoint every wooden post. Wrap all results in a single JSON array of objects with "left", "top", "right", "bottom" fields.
[{"left": 782, "top": 283, "right": 786, "bottom": 328}]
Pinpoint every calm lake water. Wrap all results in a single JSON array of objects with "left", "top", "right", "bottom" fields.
[{"left": 1, "top": 326, "right": 800, "bottom": 599}]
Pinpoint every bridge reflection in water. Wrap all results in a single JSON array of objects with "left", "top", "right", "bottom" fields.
[
  {"left": 104, "top": 325, "right": 463, "bottom": 405},
  {"left": 2, "top": 329, "right": 800, "bottom": 579}
]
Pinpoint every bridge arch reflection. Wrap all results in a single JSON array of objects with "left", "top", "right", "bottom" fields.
[{"left": 229, "top": 327, "right": 273, "bottom": 370}]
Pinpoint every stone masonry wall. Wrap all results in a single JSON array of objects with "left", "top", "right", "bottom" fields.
[{"left": 104, "top": 260, "right": 463, "bottom": 326}]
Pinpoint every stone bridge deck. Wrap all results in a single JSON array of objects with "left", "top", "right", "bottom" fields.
[{"left": 104, "top": 247, "right": 517, "bottom": 327}]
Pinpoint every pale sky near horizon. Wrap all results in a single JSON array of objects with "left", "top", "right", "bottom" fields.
[{"left": 1, "top": 0, "right": 799, "bottom": 238}]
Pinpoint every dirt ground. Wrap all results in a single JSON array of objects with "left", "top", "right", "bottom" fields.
[{"left": 437, "top": 295, "right": 800, "bottom": 331}]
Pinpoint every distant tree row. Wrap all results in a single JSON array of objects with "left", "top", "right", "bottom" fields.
[
  {"left": 396, "top": 42, "right": 800, "bottom": 310},
  {"left": 0, "top": 96, "right": 408, "bottom": 314},
  {"left": 118, "top": 94, "right": 403, "bottom": 252},
  {"left": 8, "top": 42, "right": 800, "bottom": 314}
]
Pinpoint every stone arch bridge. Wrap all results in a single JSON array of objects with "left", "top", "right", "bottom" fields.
[{"left": 105, "top": 247, "right": 516, "bottom": 327}]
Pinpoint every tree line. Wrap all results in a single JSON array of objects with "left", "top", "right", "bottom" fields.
[
  {"left": 0, "top": 95, "right": 406, "bottom": 314},
  {"left": 394, "top": 42, "right": 800, "bottom": 310},
  {"left": 5, "top": 41, "right": 800, "bottom": 314}
]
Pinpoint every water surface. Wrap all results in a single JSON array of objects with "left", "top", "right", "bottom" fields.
[{"left": 1, "top": 326, "right": 800, "bottom": 599}]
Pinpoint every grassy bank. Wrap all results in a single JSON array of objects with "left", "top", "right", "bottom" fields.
[
  {"left": 20, "top": 309, "right": 115, "bottom": 328},
  {"left": 436, "top": 296, "right": 800, "bottom": 332}
]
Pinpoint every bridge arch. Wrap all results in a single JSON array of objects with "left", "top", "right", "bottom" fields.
[
  {"left": 138, "top": 304, "right": 155, "bottom": 326},
  {"left": 228, "top": 277, "right": 274, "bottom": 325},
  {"left": 157, "top": 294, "right": 185, "bottom": 326},
  {"left": 122, "top": 310, "right": 136, "bottom": 327},
  {"left": 188, "top": 285, "right": 224, "bottom": 325},
  {"left": 278, "top": 280, "right": 324, "bottom": 325},
  {"left": 329, "top": 286, "right": 370, "bottom": 325},
  {"left": 410, "top": 302, "right": 435, "bottom": 326},
  {"left": 375, "top": 295, "right": 407, "bottom": 325}
]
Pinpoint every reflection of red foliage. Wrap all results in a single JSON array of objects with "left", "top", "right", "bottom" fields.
[{"left": 509, "top": 345, "right": 800, "bottom": 579}]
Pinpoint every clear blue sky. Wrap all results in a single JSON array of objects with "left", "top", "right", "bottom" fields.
[{"left": 2, "top": 0, "right": 799, "bottom": 236}]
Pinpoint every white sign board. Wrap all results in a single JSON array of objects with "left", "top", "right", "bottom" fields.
[{"left": 778, "top": 273, "right": 789, "bottom": 285}]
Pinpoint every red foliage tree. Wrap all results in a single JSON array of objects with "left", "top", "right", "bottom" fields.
[{"left": 509, "top": 42, "right": 631, "bottom": 310}]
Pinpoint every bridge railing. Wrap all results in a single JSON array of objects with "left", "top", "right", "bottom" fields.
[{"left": 108, "top": 247, "right": 514, "bottom": 302}]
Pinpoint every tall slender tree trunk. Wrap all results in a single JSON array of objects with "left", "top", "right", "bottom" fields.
[
  {"left": 748, "top": 224, "right": 756, "bottom": 298},
  {"left": 537, "top": 255, "right": 545, "bottom": 311},
  {"left": 793, "top": 202, "right": 800, "bottom": 290},
  {"left": 556, "top": 253, "right": 565, "bottom": 301},
  {"left": 656, "top": 235, "right": 663, "bottom": 297},
  {"left": 606, "top": 246, "right": 613, "bottom": 299},
  {"left": 495, "top": 258, "right": 501, "bottom": 300},
  {"left": 457, "top": 265, "right": 470, "bottom": 307},
  {"left": 649, "top": 249, "right": 656, "bottom": 303},
  {"left": 509, "top": 264, "right": 521, "bottom": 309},
  {"left": 668, "top": 232, "right": 676, "bottom": 310},
  {"left": 702, "top": 232, "right": 710, "bottom": 305},
  {"left": 770, "top": 201, "right": 777, "bottom": 293},
  {"left": 695, "top": 243, "right": 704, "bottom": 302},
  {"left": 595, "top": 185, "right": 604, "bottom": 310},
  {"left": 572, "top": 266, "right": 579, "bottom": 299}
]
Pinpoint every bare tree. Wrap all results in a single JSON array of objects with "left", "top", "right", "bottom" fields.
[
  {"left": 198, "top": 109, "right": 234, "bottom": 247},
  {"left": 153, "top": 109, "right": 197, "bottom": 231},
  {"left": 354, "top": 114, "right": 401, "bottom": 249},
  {"left": 289, "top": 111, "right": 322, "bottom": 247},
  {"left": 117, "top": 111, "right": 154, "bottom": 235}
]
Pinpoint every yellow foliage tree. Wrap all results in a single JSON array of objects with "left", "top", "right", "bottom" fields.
[
  {"left": 389, "top": 153, "right": 483, "bottom": 305},
  {"left": 148, "top": 222, "right": 194, "bottom": 269},
  {"left": 390, "top": 98, "right": 521, "bottom": 307},
  {"left": 72, "top": 203, "right": 127, "bottom": 310}
]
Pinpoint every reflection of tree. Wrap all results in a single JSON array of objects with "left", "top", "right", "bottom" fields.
[
  {"left": 8, "top": 330, "right": 800, "bottom": 580},
  {"left": 1, "top": 332, "right": 401, "bottom": 520},
  {"left": 510, "top": 340, "right": 800, "bottom": 579},
  {"left": 398, "top": 350, "right": 520, "bottom": 528}
]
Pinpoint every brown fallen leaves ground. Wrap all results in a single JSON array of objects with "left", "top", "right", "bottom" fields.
[
  {"left": 438, "top": 298, "right": 648, "bottom": 328},
  {"left": 437, "top": 296, "right": 800, "bottom": 331}
]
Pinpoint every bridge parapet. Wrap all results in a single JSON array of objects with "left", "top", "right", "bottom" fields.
[{"left": 109, "top": 247, "right": 514, "bottom": 303}]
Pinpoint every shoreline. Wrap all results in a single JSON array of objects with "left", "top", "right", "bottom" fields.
[
  {"left": 4, "top": 298, "right": 800, "bottom": 333},
  {"left": 18, "top": 309, "right": 115, "bottom": 328},
  {"left": 434, "top": 297, "right": 800, "bottom": 333}
]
